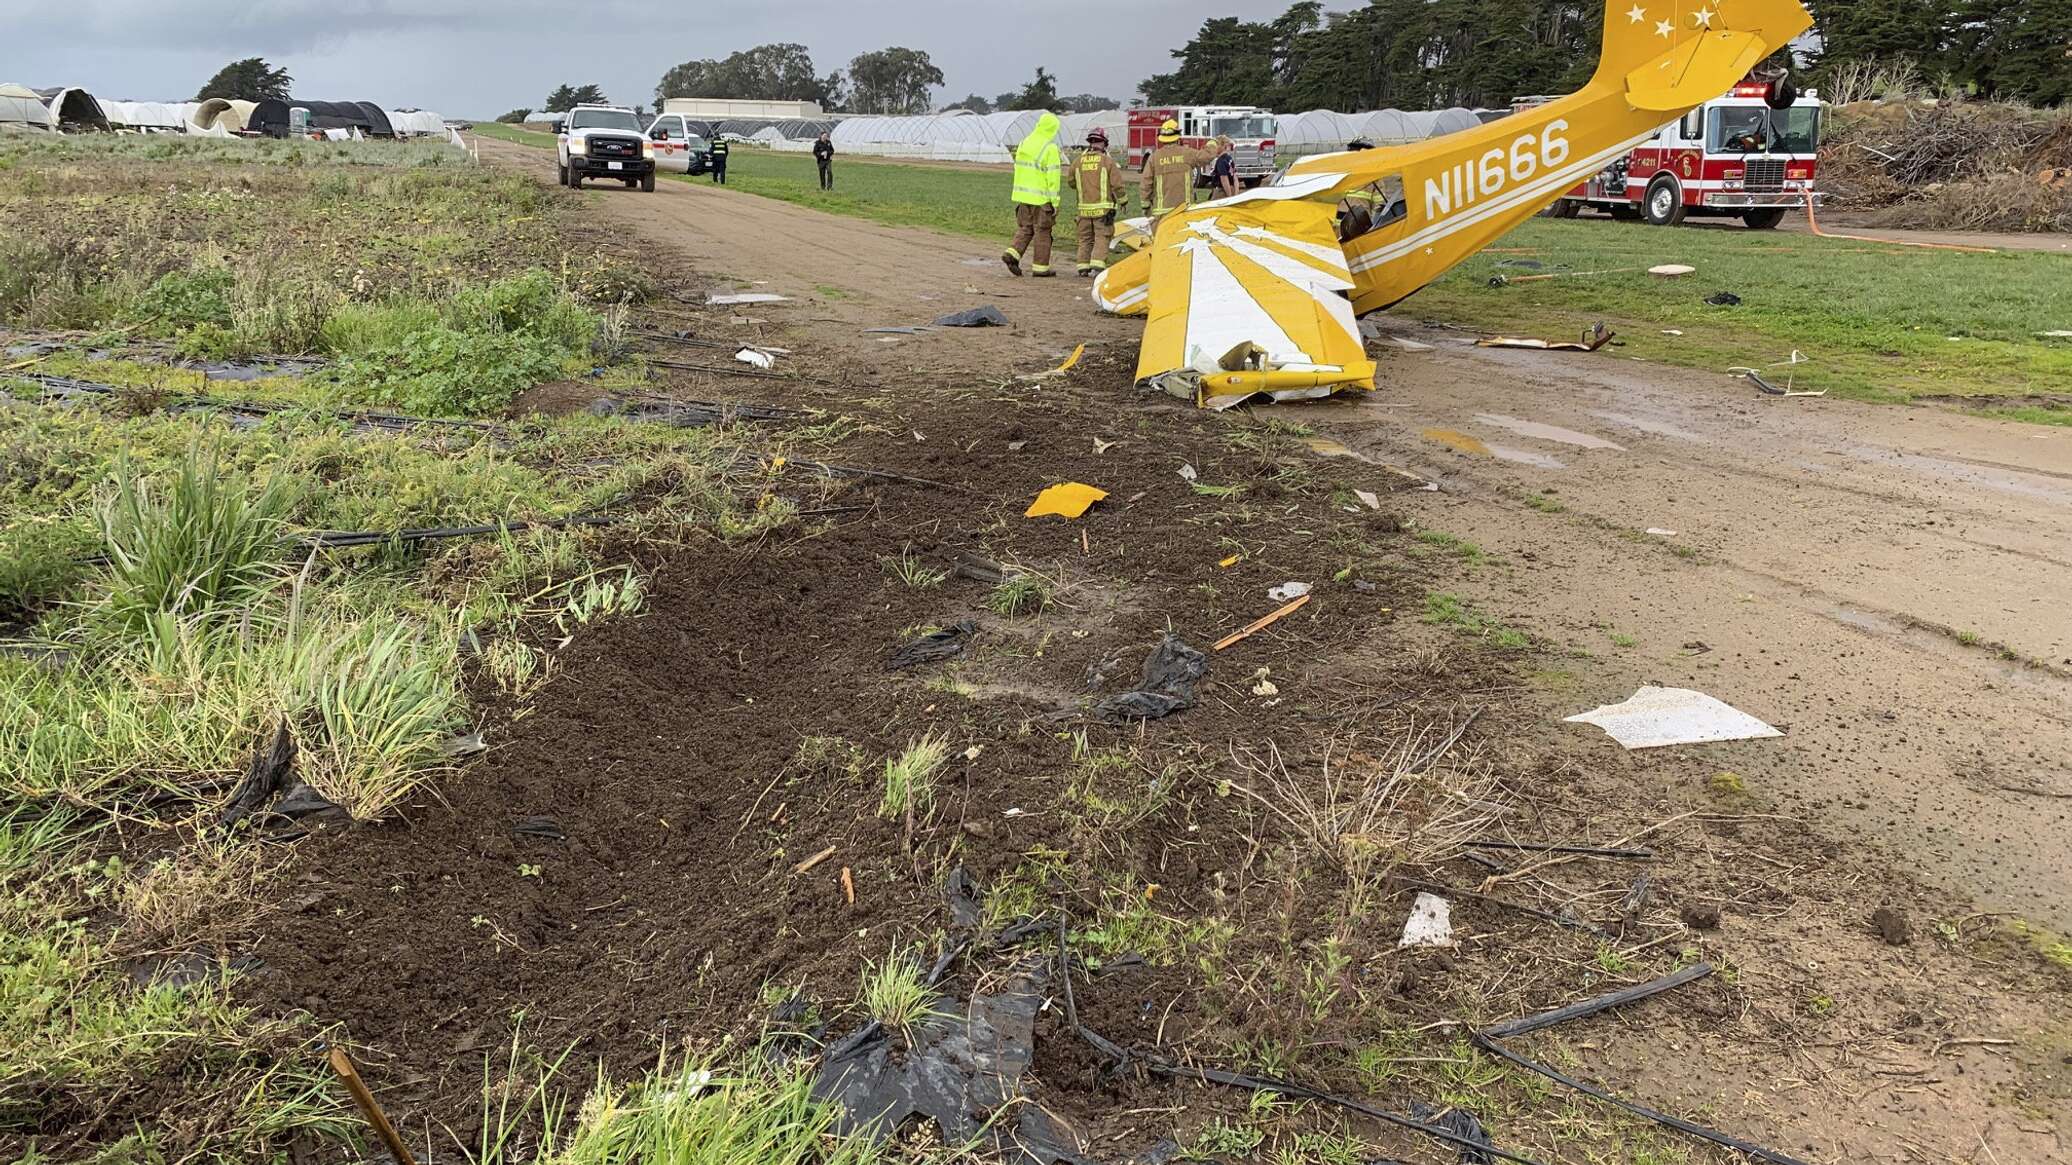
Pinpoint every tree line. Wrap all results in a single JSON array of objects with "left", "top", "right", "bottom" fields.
[
  {"left": 648, "top": 45, "right": 1119, "bottom": 115},
  {"left": 1142, "top": 0, "right": 2068, "bottom": 111}
]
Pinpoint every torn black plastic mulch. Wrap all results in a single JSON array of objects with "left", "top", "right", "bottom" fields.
[
  {"left": 933, "top": 306, "right": 1010, "bottom": 328},
  {"left": 1092, "top": 633, "right": 1207, "bottom": 721},
  {"left": 887, "top": 620, "right": 979, "bottom": 672},
  {"left": 218, "top": 722, "right": 351, "bottom": 832}
]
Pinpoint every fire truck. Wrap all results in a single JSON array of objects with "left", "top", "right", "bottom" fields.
[
  {"left": 1544, "top": 79, "right": 1822, "bottom": 228},
  {"left": 1126, "top": 106, "right": 1279, "bottom": 189}
]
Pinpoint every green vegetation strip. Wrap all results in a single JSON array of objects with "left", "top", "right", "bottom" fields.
[{"left": 0, "top": 132, "right": 796, "bottom": 1159}]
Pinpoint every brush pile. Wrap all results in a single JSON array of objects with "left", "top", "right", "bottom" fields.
[{"left": 1820, "top": 100, "right": 2072, "bottom": 231}]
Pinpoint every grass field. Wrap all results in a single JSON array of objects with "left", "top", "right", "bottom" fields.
[
  {"left": 0, "top": 133, "right": 798, "bottom": 1159},
  {"left": 482, "top": 128, "right": 2072, "bottom": 413},
  {"left": 1412, "top": 215, "right": 2072, "bottom": 410}
]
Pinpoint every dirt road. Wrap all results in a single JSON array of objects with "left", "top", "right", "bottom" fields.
[{"left": 500, "top": 137, "right": 2072, "bottom": 932}]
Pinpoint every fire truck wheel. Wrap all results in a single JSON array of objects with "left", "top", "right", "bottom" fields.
[
  {"left": 1743, "top": 207, "right": 1787, "bottom": 230},
  {"left": 1644, "top": 177, "right": 1687, "bottom": 227}
]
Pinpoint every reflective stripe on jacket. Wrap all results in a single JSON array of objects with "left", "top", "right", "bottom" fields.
[
  {"left": 1072, "top": 150, "right": 1123, "bottom": 215},
  {"left": 1011, "top": 113, "right": 1063, "bottom": 207}
]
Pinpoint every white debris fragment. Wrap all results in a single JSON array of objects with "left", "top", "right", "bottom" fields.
[
  {"left": 1398, "top": 892, "right": 1454, "bottom": 948},
  {"left": 1250, "top": 668, "right": 1279, "bottom": 697},
  {"left": 1645, "top": 527, "right": 1678, "bottom": 536},
  {"left": 734, "top": 347, "right": 775, "bottom": 369},
  {"left": 1565, "top": 685, "right": 1781, "bottom": 750},
  {"left": 1353, "top": 489, "right": 1381, "bottom": 510},
  {"left": 707, "top": 292, "right": 790, "bottom": 305},
  {"left": 1391, "top": 337, "right": 1436, "bottom": 352},
  {"left": 1267, "top": 582, "right": 1312, "bottom": 603},
  {"left": 1177, "top": 463, "right": 1198, "bottom": 482},
  {"left": 1648, "top": 264, "right": 1696, "bottom": 277}
]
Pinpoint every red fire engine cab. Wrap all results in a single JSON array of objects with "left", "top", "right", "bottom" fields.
[
  {"left": 1126, "top": 106, "right": 1279, "bottom": 189},
  {"left": 1545, "top": 80, "right": 1822, "bottom": 228}
]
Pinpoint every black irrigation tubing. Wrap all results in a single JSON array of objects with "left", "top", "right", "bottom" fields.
[
  {"left": 18, "top": 374, "right": 504, "bottom": 434},
  {"left": 1052, "top": 917, "right": 1548, "bottom": 1165},
  {"left": 643, "top": 356, "right": 797, "bottom": 381},
  {"left": 1464, "top": 839, "right": 1656, "bottom": 860},
  {"left": 1472, "top": 964, "right": 1814, "bottom": 1165},
  {"left": 295, "top": 515, "right": 616, "bottom": 549},
  {"left": 629, "top": 329, "right": 740, "bottom": 351},
  {"left": 779, "top": 457, "right": 974, "bottom": 494}
]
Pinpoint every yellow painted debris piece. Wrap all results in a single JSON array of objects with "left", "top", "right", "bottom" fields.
[{"left": 1025, "top": 482, "right": 1107, "bottom": 520}]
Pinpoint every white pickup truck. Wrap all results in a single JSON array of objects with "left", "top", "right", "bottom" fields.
[{"left": 556, "top": 104, "right": 655, "bottom": 192}]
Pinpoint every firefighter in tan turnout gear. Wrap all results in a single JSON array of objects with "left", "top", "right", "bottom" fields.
[
  {"left": 1139, "top": 119, "right": 1229, "bottom": 225},
  {"left": 1070, "top": 128, "right": 1127, "bottom": 277}
]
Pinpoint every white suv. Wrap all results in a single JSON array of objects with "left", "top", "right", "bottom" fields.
[{"left": 557, "top": 105, "right": 655, "bottom": 191}]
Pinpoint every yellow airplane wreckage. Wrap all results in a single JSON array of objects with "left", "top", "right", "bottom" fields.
[{"left": 1092, "top": 0, "right": 1814, "bottom": 410}]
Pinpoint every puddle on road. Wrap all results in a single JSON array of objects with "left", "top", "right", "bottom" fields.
[
  {"left": 1422, "top": 428, "right": 1491, "bottom": 456},
  {"left": 1473, "top": 414, "right": 1625, "bottom": 450},
  {"left": 1303, "top": 435, "right": 1362, "bottom": 459},
  {"left": 1487, "top": 444, "right": 1567, "bottom": 469},
  {"left": 1419, "top": 427, "right": 1566, "bottom": 468},
  {"left": 1592, "top": 410, "right": 1705, "bottom": 443}
]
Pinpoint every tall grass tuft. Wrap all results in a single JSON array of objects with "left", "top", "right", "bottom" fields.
[
  {"left": 877, "top": 734, "right": 950, "bottom": 822},
  {"left": 858, "top": 947, "right": 946, "bottom": 1041},
  {"left": 94, "top": 447, "right": 293, "bottom": 634}
]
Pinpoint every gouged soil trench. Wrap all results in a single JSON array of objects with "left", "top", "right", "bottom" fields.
[{"left": 229, "top": 140, "right": 2072, "bottom": 1165}]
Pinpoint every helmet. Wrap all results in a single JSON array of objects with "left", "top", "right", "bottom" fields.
[
  {"left": 1158, "top": 118, "right": 1180, "bottom": 142},
  {"left": 1086, "top": 128, "right": 1108, "bottom": 145}
]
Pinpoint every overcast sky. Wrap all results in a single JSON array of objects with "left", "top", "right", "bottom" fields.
[{"left": 2, "top": 0, "right": 1300, "bottom": 115}]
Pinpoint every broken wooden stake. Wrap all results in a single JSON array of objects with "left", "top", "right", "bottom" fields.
[
  {"left": 841, "top": 865, "right": 855, "bottom": 905},
  {"left": 326, "top": 1045, "right": 419, "bottom": 1165},
  {"left": 793, "top": 844, "right": 837, "bottom": 874},
  {"left": 1213, "top": 594, "right": 1312, "bottom": 651}
]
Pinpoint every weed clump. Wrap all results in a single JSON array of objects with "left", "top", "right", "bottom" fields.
[
  {"left": 878, "top": 734, "right": 950, "bottom": 821},
  {"left": 988, "top": 573, "right": 1051, "bottom": 617}
]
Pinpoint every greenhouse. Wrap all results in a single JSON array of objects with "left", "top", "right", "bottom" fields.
[
  {"left": 1274, "top": 107, "right": 1483, "bottom": 158},
  {"left": 32, "top": 86, "right": 109, "bottom": 131},
  {"left": 0, "top": 83, "right": 50, "bottom": 130}
]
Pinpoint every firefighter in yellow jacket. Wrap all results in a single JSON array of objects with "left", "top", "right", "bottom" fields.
[
  {"left": 1139, "top": 119, "right": 1230, "bottom": 225},
  {"left": 1070, "top": 128, "right": 1127, "bottom": 276},
  {"left": 1002, "top": 111, "right": 1063, "bottom": 277}
]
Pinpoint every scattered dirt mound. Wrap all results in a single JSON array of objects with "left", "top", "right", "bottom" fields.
[
  {"left": 1821, "top": 101, "right": 2072, "bottom": 231},
  {"left": 238, "top": 354, "right": 1466, "bottom": 1150}
]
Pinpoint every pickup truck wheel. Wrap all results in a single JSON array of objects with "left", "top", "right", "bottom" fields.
[
  {"left": 1644, "top": 177, "right": 1687, "bottom": 226},
  {"left": 557, "top": 162, "right": 568, "bottom": 186},
  {"left": 1743, "top": 207, "right": 1787, "bottom": 229},
  {"left": 570, "top": 172, "right": 582, "bottom": 189},
  {"left": 640, "top": 171, "right": 656, "bottom": 193}
]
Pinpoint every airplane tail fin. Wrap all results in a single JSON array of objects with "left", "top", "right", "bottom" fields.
[{"left": 1593, "top": 0, "right": 1811, "bottom": 108}]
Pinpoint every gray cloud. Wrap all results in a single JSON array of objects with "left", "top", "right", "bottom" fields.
[{"left": 2, "top": 0, "right": 1295, "bottom": 115}]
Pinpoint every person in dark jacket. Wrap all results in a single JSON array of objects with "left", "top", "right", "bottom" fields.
[
  {"left": 812, "top": 132, "right": 834, "bottom": 190},
  {"left": 709, "top": 136, "right": 729, "bottom": 184}
]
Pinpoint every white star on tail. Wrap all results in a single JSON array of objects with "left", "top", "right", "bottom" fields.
[
  {"left": 1655, "top": 18, "right": 1675, "bottom": 36},
  {"left": 1693, "top": 6, "right": 1715, "bottom": 26},
  {"left": 1627, "top": 3, "right": 1648, "bottom": 22}
]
